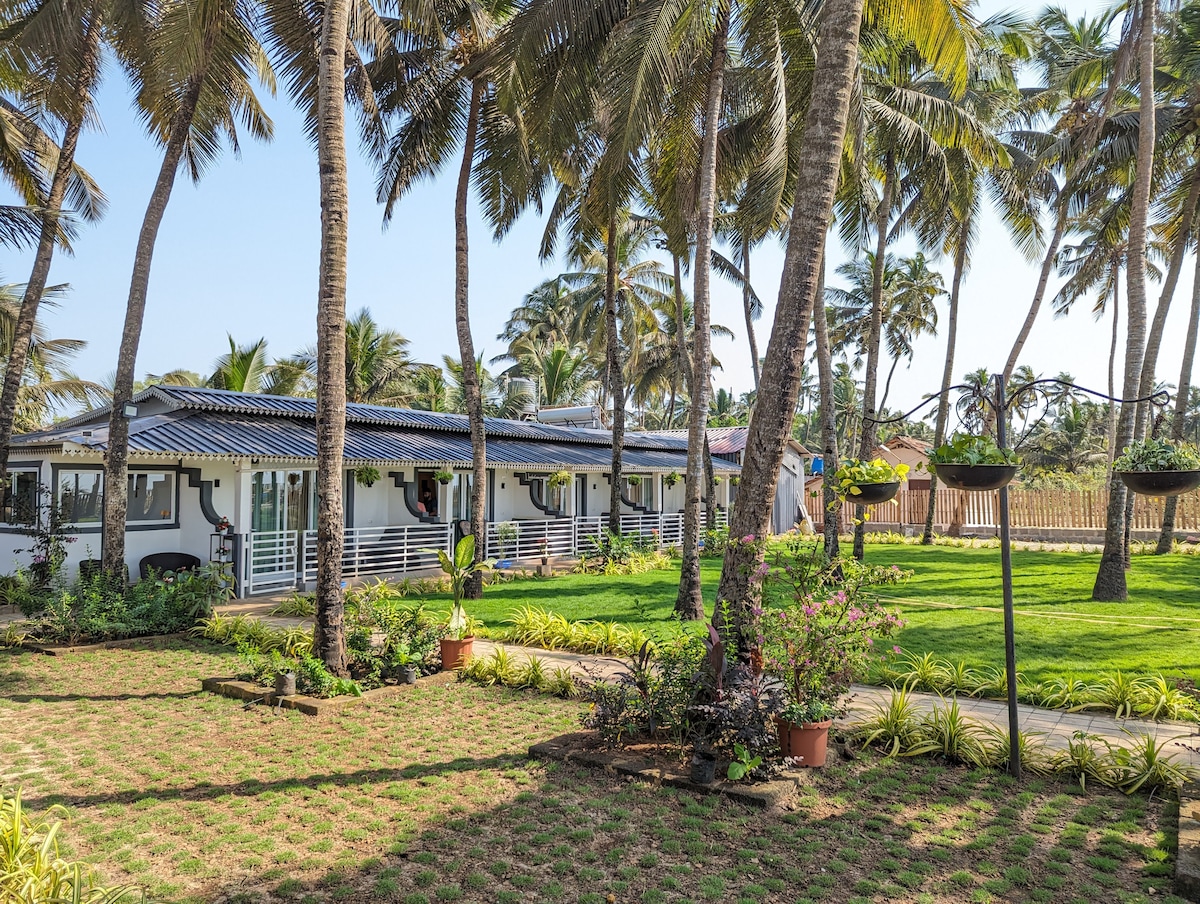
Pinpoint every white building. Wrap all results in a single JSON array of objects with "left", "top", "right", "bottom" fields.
[{"left": 3, "top": 385, "right": 736, "bottom": 595}]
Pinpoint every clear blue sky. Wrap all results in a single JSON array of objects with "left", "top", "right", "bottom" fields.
[{"left": 6, "top": 0, "right": 1195, "bottom": 422}]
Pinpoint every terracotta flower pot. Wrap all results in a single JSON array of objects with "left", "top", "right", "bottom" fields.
[
  {"left": 776, "top": 717, "right": 833, "bottom": 767},
  {"left": 440, "top": 636, "right": 475, "bottom": 670}
]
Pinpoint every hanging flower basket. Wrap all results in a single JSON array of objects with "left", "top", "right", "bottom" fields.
[
  {"left": 435, "top": 471, "right": 454, "bottom": 485},
  {"left": 833, "top": 459, "right": 907, "bottom": 506},
  {"left": 846, "top": 481, "right": 901, "bottom": 505},
  {"left": 933, "top": 463, "right": 1019, "bottom": 492},
  {"left": 1114, "top": 439, "right": 1200, "bottom": 497},
  {"left": 928, "top": 434, "right": 1021, "bottom": 491},
  {"left": 1118, "top": 470, "right": 1200, "bottom": 497}
]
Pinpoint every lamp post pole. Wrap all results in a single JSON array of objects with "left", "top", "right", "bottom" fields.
[{"left": 993, "top": 374, "right": 1021, "bottom": 780}]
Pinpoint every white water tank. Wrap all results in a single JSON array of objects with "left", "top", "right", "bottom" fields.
[
  {"left": 509, "top": 378, "right": 538, "bottom": 417},
  {"left": 537, "top": 405, "right": 602, "bottom": 429}
]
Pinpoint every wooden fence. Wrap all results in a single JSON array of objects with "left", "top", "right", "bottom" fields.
[{"left": 810, "top": 487, "right": 1200, "bottom": 533}]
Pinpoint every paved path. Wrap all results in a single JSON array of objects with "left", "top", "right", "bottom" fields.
[{"left": 473, "top": 639, "right": 1200, "bottom": 768}]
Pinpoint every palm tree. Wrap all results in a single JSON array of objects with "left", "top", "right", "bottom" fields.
[
  {"left": 835, "top": 30, "right": 995, "bottom": 560},
  {"left": 294, "top": 308, "right": 415, "bottom": 405},
  {"left": 0, "top": 282, "right": 107, "bottom": 431},
  {"left": 827, "top": 251, "right": 944, "bottom": 412},
  {"left": 1157, "top": 252, "right": 1200, "bottom": 551},
  {"left": 0, "top": 0, "right": 109, "bottom": 480},
  {"left": 100, "top": 0, "right": 274, "bottom": 578},
  {"left": 1094, "top": 0, "right": 1160, "bottom": 601},
  {"left": 376, "top": 0, "right": 521, "bottom": 598},
  {"left": 205, "top": 335, "right": 309, "bottom": 395}
]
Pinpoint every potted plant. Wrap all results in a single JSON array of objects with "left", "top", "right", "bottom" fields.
[
  {"left": 355, "top": 466, "right": 380, "bottom": 488},
  {"left": 432, "top": 534, "right": 492, "bottom": 668},
  {"left": 832, "top": 458, "right": 909, "bottom": 505},
  {"left": 761, "top": 581, "right": 903, "bottom": 767},
  {"left": 1114, "top": 438, "right": 1200, "bottom": 496},
  {"left": 626, "top": 474, "right": 642, "bottom": 487},
  {"left": 435, "top": 470, "right": 455, "bottom": 485},
  {"left": 389, "top": 643, "right": 419, "bottom": 685},
  {"left": 663, "top": 471, "right": 680, "bottom": 488},
  {"left": 730, "top": 475, "right": 741, "bottom": 486},
  {"left": 215, "top": 515, "right": 232, "bottom": 534},
  {"left": 547, "top": 470, "right": 572, "bottom": 489},
  {"left": 537, "top": 540, "right": 553, "bottom": 576},
  {"left": 928, "top": 434, "right": 1021, "bottom": 491},
  {"left": 495, "top": 521, "right": 519, "bottom": 565}
]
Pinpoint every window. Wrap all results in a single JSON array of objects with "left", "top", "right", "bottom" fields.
[
  {"left": 57, "top": 470, "right": 103, "bottom": 524},
  {"left": 625, "top": 475, "right": 653, "bottom": 509},
  {"left": 543, "top": 478, "right": 566, "bottom": 514},
  {"left": 127, "top": 471, "right": 176, "bottom": 523},
  {"left": 452, "top": 473, "right": 472, "bottom": 522},
  {"left": 1, "top": 470, "right": 39, "bottom": 525}
]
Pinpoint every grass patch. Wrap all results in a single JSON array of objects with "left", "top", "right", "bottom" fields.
[{"left": 0, "top": 639, "right": 1192, "bottom": 903}]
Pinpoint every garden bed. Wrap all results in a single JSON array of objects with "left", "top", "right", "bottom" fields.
[
  {"left": 201, "top": 669, "right": 456, "bottom": 715},
  {"left": 529, "top": 730, "right": 814, "bottom": 809}
]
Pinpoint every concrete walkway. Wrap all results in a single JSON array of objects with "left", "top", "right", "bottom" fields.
[{"left": 473, "top": 639, "right": 1200, "bottom": 768}]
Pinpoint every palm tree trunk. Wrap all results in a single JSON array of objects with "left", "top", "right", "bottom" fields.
[
  {"left": 0, "top": 22, "right": 100, "bottom": 481},
  {"left": 676, "top": 0, "right": 728, "bottom": 620},
  {"left": 922, "top": 218, "right": 969, "bottom": 544},
  {"left": 605, "top": 210, "right": 626, "bottom": 536},
  {"left": 995, "top": 204, "right": 1069, "bottom": 400},
  {"left": 1105, "top": 271, "right": 1120, "bottom": 483},
  {"left": 1157, "top": 250, "right": 1200, "bottom": 552},
  {"left": 814, "top": 257, "right": 839, "bottom": 559},
  {"left": 878, "top": 354, "right": 899, "bottom": 414},
  {"left": 1094, "top": 0, "right": 1155, "bottom": 601},
  {"left": 455, "top": 80, "right": 488, "bottom": 598},
  {"left": 311, "top": 0, "right": 353, "bottom": 674},
  {"left": 669, "top": 252, "right": 687, "bottom": 428},
  {"left": 852, "top": 153, "right": 896, "bottom": 560},
  {"left": 101, "top": 76, "right": 207, "bottom": 577},
  {"left": 714, "top": 0, "right": 865, "bottom": 650},
  {"left": 742, "top": 235, "right": 760, "bottom": 390},
  {"left": 1135, "top": 167, "right": 1200, "bottom": 438}
]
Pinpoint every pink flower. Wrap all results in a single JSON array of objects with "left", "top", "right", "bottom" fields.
[
  {"left": 892, "top": 645, "right": 902, "bottom": 654},
  {"left": 742, "top": 534, "right": 756, "bottom": 543}
]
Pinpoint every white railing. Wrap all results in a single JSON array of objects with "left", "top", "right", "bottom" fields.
[
  {"left": 243, "top": 530, "right": 299, "bottom": 596},
  {"left": 487, "top": 518, "right": 575, "bottom": 561},
  {"left": 301, "top": 524, "right": 453, "bottom": 582},
  {"left": 241, "top": 509, "right": 731, "bottom": 594}
]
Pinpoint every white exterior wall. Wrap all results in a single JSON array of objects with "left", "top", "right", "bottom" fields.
[{"left": 0, "top": 455, "right": 238, "bottom": 581}]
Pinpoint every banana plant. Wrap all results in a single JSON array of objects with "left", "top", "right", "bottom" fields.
[{"left": 431, "top": 535, "right": 493, "bottom": 640}]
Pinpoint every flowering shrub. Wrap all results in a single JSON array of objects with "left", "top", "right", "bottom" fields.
[{"left": 760, "top": 560, "right": 907, "bottom": 722}]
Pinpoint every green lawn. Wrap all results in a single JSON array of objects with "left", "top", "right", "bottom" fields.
[
  {"left": 418, "top": 560, "right": 726, "bottom": 630},
  {"left": 0, "top": 640, "right": 1187, "bottom": 903},
  {"left": 865, "top": 545, "right": 1200, "bottom": 683},
  {"left": 422, "top": 546, "right": 1200, "bottom": 684}
]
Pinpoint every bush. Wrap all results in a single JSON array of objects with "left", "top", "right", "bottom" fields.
[
  {"left": 1, "top": 788, "right": 147, "bottom": 902},
  {"left": 503, "top": 605, "right": 651, "bottom": 656},
  {"left": 22, "top": 565, "right": 227, "bottom": 644},
  {"left": 237, "top": 645, "right": 361, "bottom": 699}
]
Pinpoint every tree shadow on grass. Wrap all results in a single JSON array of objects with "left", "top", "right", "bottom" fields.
[
  {"left": 192, "top": 752, "right": 1183, "bottom": 904},
  {"left": 25, "top": 754, "right": 527, "bottom": 813}
]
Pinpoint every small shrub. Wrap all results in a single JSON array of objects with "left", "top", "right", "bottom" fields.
[{"left": 1, "top": 788, "right": 147, "bottom": 902}]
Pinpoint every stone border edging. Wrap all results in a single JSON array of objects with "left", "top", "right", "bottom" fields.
[
  {"left": 529, "top": 731, "right": 806, "bottom": 810},
  {"left": 22, "top": 632, "right": 189, "bottom": 655},
  {"left": 201, "top": 670, "right": 456, "bottom": 715},
  {"left": 1177, "top": 782, "right": 1200, "bottom": 899}
]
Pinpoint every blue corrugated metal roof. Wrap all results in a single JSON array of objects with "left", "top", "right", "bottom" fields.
[
  {"left": 32, "top": 385, "right": 689, "bottom": 452},
  {"left": 20, "top": 409, "right": 738, "bottom": 472}
]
